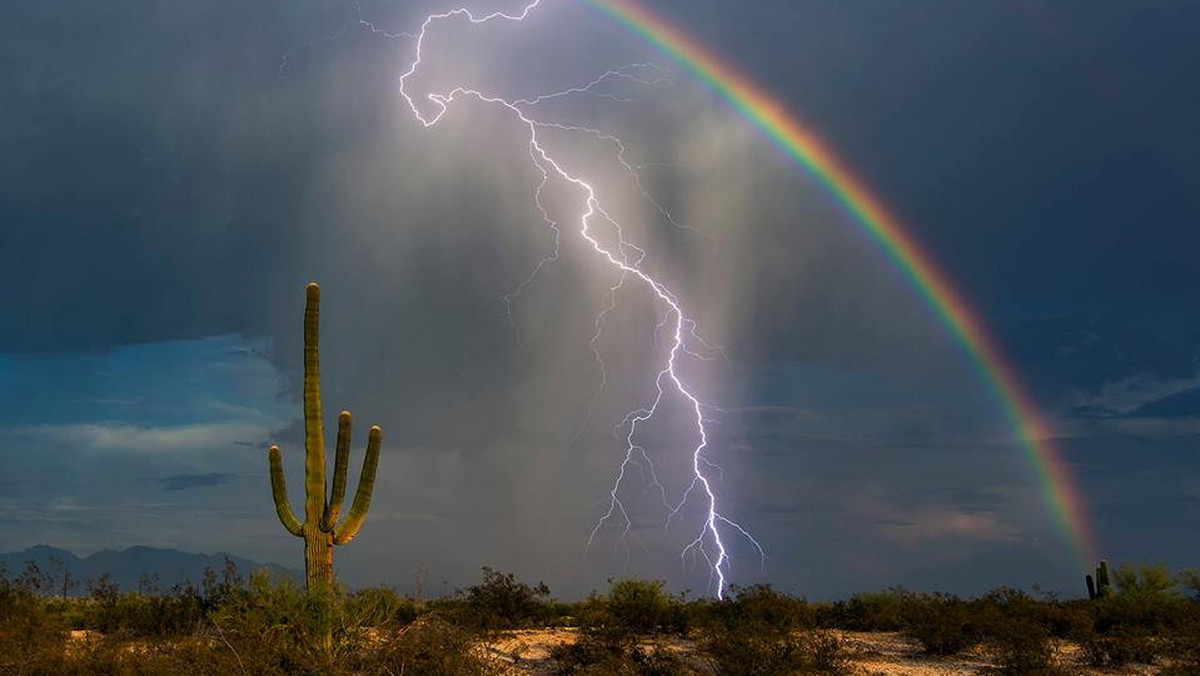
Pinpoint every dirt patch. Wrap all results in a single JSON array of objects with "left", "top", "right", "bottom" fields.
[{"left": 481, "top": 629, "right": 1169, "bottom": 675}]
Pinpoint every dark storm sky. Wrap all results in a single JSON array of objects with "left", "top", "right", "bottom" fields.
[{"left": 1, "top": 0, "right": 1197, "bottom": 599}]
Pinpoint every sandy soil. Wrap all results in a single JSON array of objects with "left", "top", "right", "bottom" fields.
[{"left": 483, "top": 629, "right": 1167, "bottom": 675}]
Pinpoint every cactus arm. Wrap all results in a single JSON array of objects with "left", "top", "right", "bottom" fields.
[
  {"left": 268, "top": 446, "right": 304, "bottom": 537},
  {"left": 321, "top": 411, "right": 353, "bottom": 531},
  {"left": 303, "top": 282, "right": 327, "bottom": 528},
  {"left": 333, "top": 426, "right": 381, "bottom": 545}
]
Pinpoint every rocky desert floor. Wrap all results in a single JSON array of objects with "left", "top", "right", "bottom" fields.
[{"left": 483, "top": 628, "right": 1165, "bottom": 675}]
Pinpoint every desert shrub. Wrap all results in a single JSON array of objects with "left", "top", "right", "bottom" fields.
[
  {"left": 904, "top": 594, "right": 978, "bottom": 656},
  {"left": 1, "top": 564, "right": 498, "bottom": 675},
  {"left": 41, "top": 597, "right": 87, "bottom": 630},
  {"left": 1074, "top": 593, "right": 1191, "bottom": 668},
  {"left": 0, "top": 567, "right": 68, "bottom": 676},
  {"left": 357, "top": 614, "right": 502, "bottom": 676},
  {"left": 1037, "top": 600, "right": 1092, "bottom": 640},
  {"left": 605, "top": 579, "right": 686, "bottom": 635},
  {"left": 1080, "top": 563, "right": 1194, "bottom": 648},
  {"left": 1114, "top": 564, "right": 1180, "bottom": 601},
  {"left": 982, "top": 618, "right": 1060, "bottom": 675},
  {"left": 698, "top": 585, "right": 812, "bottom": 635},
  {"left": 180, "top": 576, "right": 480, "bottom": 675},
  {"left": 207, "top": 570, "right": 332, "bottom": 662},
  {"left": 81, "top": 584, "right": 211, "bottom": 637},
  {"left": 343, "top": 585, "right": 419, "bottom": 627},
  {"left": 1084, "top": 593, "right": 1186, "bottom": 666},
  {"left": 452, "top": 566, "right": 553, "bottom": 630},
  {"left": 1076, "top": 603, "right": 1181, "bottom": 670},
  {"left": 806, "top": 632, "right": 849, "bottom": 674},
  {"left": 566, "top": 579, "right": 689, "bottom": 655},
  {"left": 691, "top": 585, "right": 842, "bottom": 675},
  {"left": 95, "top": 578, "right": 460, "bottom": 675},
  {"left": 962, "top": 588, "right": 1060, "bottom": 675},
  {"left": 701, "top": 627, "right": 847, "bottom": 676},
  {"left": 552, "top": 582, "right": 696, "bottom": 676},
  {"left": 1064, "top": 575, "right": 1200, "bottom": 669},
  {"left": 574, "top": 593, "right": 638, "bottom": 649},
  {"left": 550, "top": 638, "right": 695, "bottom": 676},
  {"left": 59, "top": 634, "right": 291, "bottom": 676},
  {"left": 78, "top": 560, "right": 251, "bottom": 638},
  {"left": 1161, "top": 614, "right": 1200, "bottom": 676},
  {"left": 816, "top": 587, "right": 921, "bottom": 631},
  {"left": 545, "top": 599, "right": 577, "bottom": 626}
]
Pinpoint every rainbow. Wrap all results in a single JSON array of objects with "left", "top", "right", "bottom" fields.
[{"left": 582, "top": 0, "right": 1096, "bottom": 567}]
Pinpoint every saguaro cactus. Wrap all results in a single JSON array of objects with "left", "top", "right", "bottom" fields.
[
  {"left": 269, "top": 283, "right": 381, "bottom": 595},
  {"left": 1086, "top": 559, "right": 1112, "bottom": 599},
  {"left": 1097, "top": 559, "right": 1112, "bottom": 597}
]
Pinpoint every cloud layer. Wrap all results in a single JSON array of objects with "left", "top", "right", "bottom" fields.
[{"left": 1, "top": 0, "right": 1197, "bottom": 598}]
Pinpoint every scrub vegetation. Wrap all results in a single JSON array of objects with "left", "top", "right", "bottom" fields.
[{"left": 2, "top": 560, "right": 1200, "bottom": 675}]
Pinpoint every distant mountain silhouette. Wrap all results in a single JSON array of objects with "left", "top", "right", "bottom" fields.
[{"left": 0, "top": 545, "right": 300, "bottom": 595}]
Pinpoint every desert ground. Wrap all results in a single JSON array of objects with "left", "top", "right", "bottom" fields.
[{"left": 482, "top": 628, "right": 1163, "bottom": 675}]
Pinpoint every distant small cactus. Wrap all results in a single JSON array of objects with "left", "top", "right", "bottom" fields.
[{"left": 1086, "top": 559, "right": 1112, "bottom": 599}]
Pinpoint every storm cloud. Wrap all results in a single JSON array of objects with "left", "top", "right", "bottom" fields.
[{"left": 1, "top": 0, "right": 1197, "bottom": 598}]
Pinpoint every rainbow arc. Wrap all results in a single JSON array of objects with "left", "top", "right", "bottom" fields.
[{"left": 584, "top": 0, "right": 1096, "bottom": 567}]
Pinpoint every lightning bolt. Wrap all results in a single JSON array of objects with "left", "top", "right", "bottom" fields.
[
  {"left": 396, "top": 0, "right": 763, "bottom": 598},
  {"left": 279, "top": 0, "right": 412, "bottom": 76}
]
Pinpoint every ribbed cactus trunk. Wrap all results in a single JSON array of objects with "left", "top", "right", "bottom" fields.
[
  {"left": 303, "top": 527, "right": 335, "bottom": 594},
  {"left": 268, "top": 283, "right": 382, "bottom": 641},
  {"left": 301, "top": 282, "right": 333, "bottom": 595}
]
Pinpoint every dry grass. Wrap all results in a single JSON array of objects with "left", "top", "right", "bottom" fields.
[
  {"left": 7, "top": 565, "right": 1198, "bottom": 675},
  {"left": 48, "top": 623, "right": 1186, "bottom": 675}
]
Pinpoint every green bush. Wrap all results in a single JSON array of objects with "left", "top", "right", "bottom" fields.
[
  {"left": 343, "top": 585, "right": 419, "bottom": 628},
  {"left": 1036, "top": 600, "right": 1092, "bottom": 640},
  {"left": 693, "top": 586, "right": 844, "bottom": 675},
  {"left": 358, "top": 614, "right": 502, "bottom": 676},
  {"left": 982, "top": 618, "right": 1060, "bottom": 675},
  {"left": 1113, "top": 564, "right": 1180, "bottom": 601},
  {"left": 453, "top": 567, "right": 553, "bottom": 630},
  {"left": 702, "top": 628, "right": 847, "bottom": 676},
  {"left": 905, "top": 594, "right": 978, "bottom": 656},
  {"left": 606, "top": 579, "right": 685, "bottom": 635},
  {"left": 698, "top": 585, "right": 811, "bottom": 636},
  {"left": 78, "top": 559, "right": 251, "bottom": 638},
  {"left": 549, "top": 637, "right": 695, "bottom": 676},
  {"left": 0, "top": 571, "right": 68, "bottom": 676},
  {"left": 815, "top": 587, "right": 920, "bottom": 631},
  {"left": 551, "top": 580, "right": 696, "bottom": 675},
  {"left": 1089, "top": 594, "right": 1188, "bottom": 648}
]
